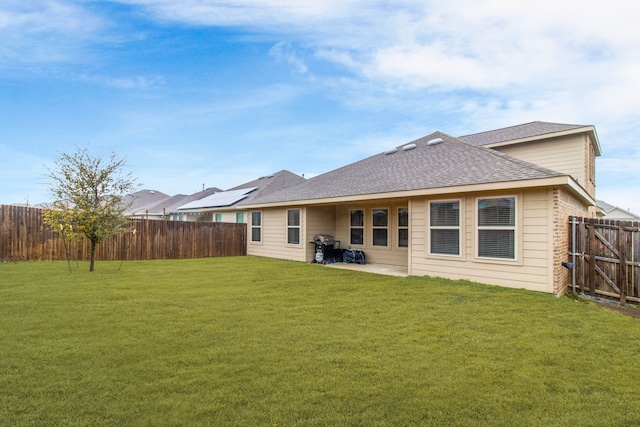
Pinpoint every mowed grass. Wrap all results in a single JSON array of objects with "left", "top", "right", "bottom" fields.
[{"left": 1, "top": 257, "right": 640, "bottom": 426}]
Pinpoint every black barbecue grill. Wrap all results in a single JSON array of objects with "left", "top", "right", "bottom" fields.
[{"left": 311, "top": 234, "right": 341, "bottom": 263}]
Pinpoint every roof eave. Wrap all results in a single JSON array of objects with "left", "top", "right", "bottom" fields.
[
  {"left": 177, "top": 205, "right": 244, "bottom": 213},
  {"left": 241, "top": 176, "right": 591, "bottom": 209}
]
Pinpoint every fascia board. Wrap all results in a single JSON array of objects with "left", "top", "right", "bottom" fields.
[{"left": 240, "top": 176, "right": 583, "bottom": 209}]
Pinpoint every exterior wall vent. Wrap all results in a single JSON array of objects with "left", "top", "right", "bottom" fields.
[
  {"left": 384, "top": 148, "right": 398, "bottom": 155},
  {"left": 402, "top": 143, "right": 417, "bottom": 151},
  {"left": 427, "top": 138, "right": 443, "bottom": 146}
]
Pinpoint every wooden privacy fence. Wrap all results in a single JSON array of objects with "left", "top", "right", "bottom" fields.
[
  {"left": 0, "top": 205, "right": 246, "bottom": 262},
  {"left": 570, "top": 216, "right": 640, "bottom": 304}
]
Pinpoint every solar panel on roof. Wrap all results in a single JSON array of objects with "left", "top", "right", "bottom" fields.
[{"left": 177, "top": 187, "right": 257, "bottom": 210}]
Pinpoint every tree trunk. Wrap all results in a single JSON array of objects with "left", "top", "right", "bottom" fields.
[{"left": 90, "top": 241, "right": 96, "bottom": 272}]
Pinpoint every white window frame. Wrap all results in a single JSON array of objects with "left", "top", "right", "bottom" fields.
[
  {"left": 250, "top": 211, "right": 262, "bottom": 243},
  {"left": 350, "top": 209, "right": 365, "bottom": 246},
  {"left": 428, "top": 199, "right": 462, "bottom": 257},
  {"left": 397, "top": 207, "right": 409, "bottom": 249},
  {"left": 286, "top": 209, "right": 301, "bottom": 245},
  {"left": 372, "top": 208, "right": 389, "bottom": 247},
  {"left": 476, "top": 196, "right": 517, "bottom": 261}
]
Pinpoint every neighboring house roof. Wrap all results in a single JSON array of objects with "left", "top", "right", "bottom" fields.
[
  {"left": 596, "top": 200, "right": 640, "bottom": 220},
  {"left": 459, "top": 121, "right": 601, "bottom": 156},
  {"left": 125, "top": 187, "right": 222, "bottom": 216},
  {"left": 123, "top": 189, "right": 171, "bottom": 214},
  {"left": 178, "top": 187, "right": 257, "bottom": 210},
  {"left": 140, "top": 187, "right": 223, "bottom": 215},
  {"left": 233, "top": 170, "right": 306, "bottom": 205},
  {"left": 245, "top": 132, "right": 569, "bottom": 205},
  {"left": 178, "top": 170, "right": 305, "bottom": 212}
]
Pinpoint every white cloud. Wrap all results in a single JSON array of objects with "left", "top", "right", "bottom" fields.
[
  {"left": 108, "top": 0, "right": 640, "bottom": 135},
  {"left": 113, "top": 0, "right": 354, "bottom": 27},
  {"left": 3, "top": 0, "right": 640, "bottom": 208},
  {"left": 269, "top": 42, "right": 309, "bottom": 74},
  {"left": 82, "top": 74, "right": 166, "bottom": 90},
  {"left": 0, "top": 0, "right": 105, "bottom": 66}
]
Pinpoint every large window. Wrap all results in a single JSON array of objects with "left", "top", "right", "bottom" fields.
[
  {"left": 350, "top": 209, "right": 364, "bottom": 245},
  {"left": 287, "top": 209, "right": 300, "bottom": 245},
  {"left": 251, "top": 211, "right": 262, "bottom": 243},
  {"left": 398, "top": 207, "right": 409, "bottom": 248},
  {"left": 372, "top": 209, "right": 389, "bottom": 246},
  {"left": 429, "top": 201, "right": 461, "bottom": 256},
  {"left": 477, "top": 197, "right": 516, "bottom": 260}
]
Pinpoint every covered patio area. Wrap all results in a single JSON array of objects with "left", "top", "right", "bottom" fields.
[{"left": 321, "top": 262, "right": 409, "bottom": 277}]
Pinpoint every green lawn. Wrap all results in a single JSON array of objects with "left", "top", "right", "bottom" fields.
[{"left": 1, "top": 257, "right": 639, "bottom": 426}]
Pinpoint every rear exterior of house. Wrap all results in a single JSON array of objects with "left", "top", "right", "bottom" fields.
[{"left": 242, "top": 122, "right": 601, "bottom": 295}]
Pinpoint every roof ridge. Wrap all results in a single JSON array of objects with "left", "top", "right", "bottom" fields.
[
  {"left": 458, "top": 121, "right": 539, "bottom": 139},
  {"left": 458, "top": 121, "right": 586, "bottom": 139}
]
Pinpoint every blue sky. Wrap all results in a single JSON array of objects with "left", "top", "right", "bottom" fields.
[{"left": 1, "top": 0, "right": 639, "bottom": 214}]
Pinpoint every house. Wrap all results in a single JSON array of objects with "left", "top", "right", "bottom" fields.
[
  {"left": 125, "top": 187, "right": 222, "bottom": 220},
  {"left": 176, "top": 170, "right": 306, "bottom": 223},
  {"left": 596, "top": 200, "right": 640, "bottom": 221},
  {"left": 240, "top": 121, "right": 601, "bottom": 295},
  {"left": 124, "top": 189, "right": 171, "bottom": 218}
]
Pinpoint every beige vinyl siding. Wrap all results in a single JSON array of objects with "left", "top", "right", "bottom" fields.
[
  {"left": 408, "top": 199, "right": 427, "bottom": 260},
  {"left": 247, "top": 186, "right": 580, "bottom": 293},
  {"left": 247, "top": 208, "right": 306, "bottom": 262},
  {"left": 215, "top": 211, "right": 241, "bottom": 223},
  {"left": 248, "top": 203, "right": 409, "bottom": 266},
  {"left": 335, "top": 201, "right": 409, "bottom": 267},
  {"left": 305, "top": 206, "right": 337, "bottom": 262},
  {"left": 492, "top": 135, "right": 590, "bottom": 194},
  {"left": 410, "top": 189, "right": 554, "bottom": 293}
]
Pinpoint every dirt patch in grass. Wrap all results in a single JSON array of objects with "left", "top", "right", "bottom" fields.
[
  {"left": 592, "top": 301, "right": 640, "bottom": 319},
  {"left": 577, "top": 294, "right": 640, "bottom": 319}
]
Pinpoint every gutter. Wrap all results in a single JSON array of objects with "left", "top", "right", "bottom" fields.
[{"left": 240, "top": 175, "right": 582, "bottom": 210}]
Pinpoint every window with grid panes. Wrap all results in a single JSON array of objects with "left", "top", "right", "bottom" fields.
[
  {"left": 287, "top": 209, "right": 300, "bottom": 245},
  {"left": 350, "top": 209, "right": 364, "bottom": 245},
  {"left": 251, "top": 211, "right": 262, "bottom": 242},
  {"left": 398, "top": 207, "right": 409, "bottom": 248},
  {"left": 372, "top": 209, "right": 388, "bottom": 246}
]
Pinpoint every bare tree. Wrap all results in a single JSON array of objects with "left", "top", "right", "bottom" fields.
[{"left": 43, "top": 146, "right": 138, "bottom": 271}]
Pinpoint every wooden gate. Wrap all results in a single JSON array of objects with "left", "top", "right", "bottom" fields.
[{"left": 570, "top": 217, "right": 640, "bottom": 304}]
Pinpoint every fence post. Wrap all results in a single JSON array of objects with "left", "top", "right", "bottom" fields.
[
  {"left": 587, "top": 220, "right": 596, "bottom": 296},
  {"left": 618, "top": 224, "right": 627, "bottom": 305}
]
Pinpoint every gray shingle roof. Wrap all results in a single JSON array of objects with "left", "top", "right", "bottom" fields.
[
  {"left": 246, "top": 132, "right": 564, "bottom": 205},
  {"left": 458, "top": 121, "right": 588, "bottom": 146},
  {"left": 124, "top": 187, "right": 222, "bottom": 215},
  {"left": 122, "top": 189, "right": 171, "bottom": 214},
  {"left": 178, "top": 187, "right": 257, "bottom": 210},
  {"left": 234, "top": 170, "right": 306, "bottom": 206},
  {"left": 595, "top": 199, "right": 615, "bottom": 212},
  {"left": 145, "top": 187, "right": 223, "bottom": 214},
  {"left": 596, "top": 200, "right": 640, "bottom": 219}
]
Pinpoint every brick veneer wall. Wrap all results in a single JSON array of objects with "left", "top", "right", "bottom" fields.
[
  {"left": 583, "top": 134, "right": 597, "bottom": 198},
  {"left": 552, "top": 187, "right": 589, "bottom": 294}
]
